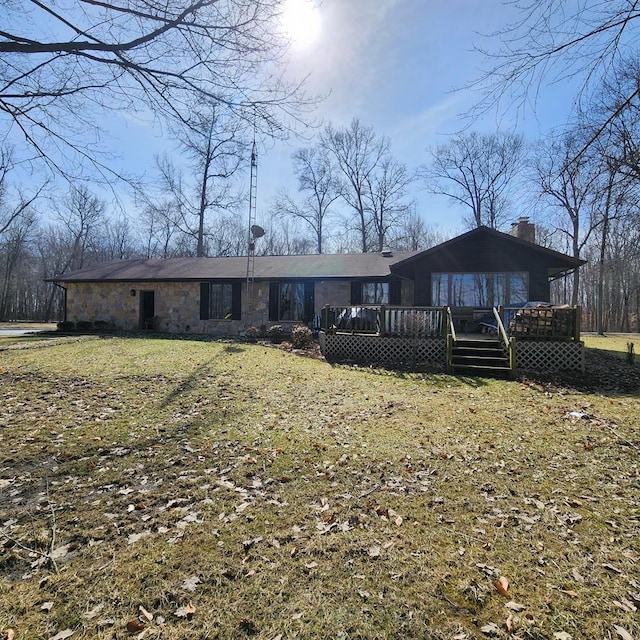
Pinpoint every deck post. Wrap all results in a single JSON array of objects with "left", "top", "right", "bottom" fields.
[
  {"left": 379, "top": 305, "right": 386, "bottom": 337},
  {"left": 322, "top": 305, "right": 329, "bottom": 333},
  {"left": 574, "top": 305, "right": 581, "bottom": 342},
  {"left": 509, "top": 336, "right": 517, "bottom": 379},
  {"left": 446, "top": 333, "right": 454, "bottom": 373}
]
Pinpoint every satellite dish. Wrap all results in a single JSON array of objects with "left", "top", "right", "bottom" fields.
[{"left": 250, "top": 224, "right": 265, "bottom": 238}]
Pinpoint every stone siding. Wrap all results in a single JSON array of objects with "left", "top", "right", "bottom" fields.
[{"left": 66, "top": 278, "right": 403, "bottom": 334}]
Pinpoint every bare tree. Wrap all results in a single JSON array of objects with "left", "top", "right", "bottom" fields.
[
  {"left": 471, "top": 1, "right": 640, "bottom": 158},
  {"left": 0, "top": 146, "right": 46, "bottom": 236},
  {"left": 321, "top": 119, "right": 389, "bottom": 252},
  {"left": 55, "top": 185, "right": 107, "bottom": 270},
  {"left": 530, "top": 132, "right": 601, "bottom": 304},
  {"left": 170, "top": 104, "right": 249, "bottom": 256},
  {"left": 139, "top": 200, "right": 184, "bottom": 258},
  {"left": 100, "top": 214, "right": 139, "bottom": 261},
  {"left": 0, "top": 208, "right": 37, "bottom": 319},
  {"left": 422, "top": 131, "right": 525, "bottom": 229},
  {"left": 149, "top": 149, "right": 245, "bottom": 257},
  {"left": 365, "top": 157, "right": 416, "bottom": 252},
  {"left": 274, "top": 147, "right": 340, "bottom": 253},
  {"left": 386, "top": 209, "right": 444, "bottom": 252},
  {"left": 0, "top": 1, "right": 312, "bottom": 178},
  {"left": 256, "top": 216, "right": 314, "bottom": 256}
]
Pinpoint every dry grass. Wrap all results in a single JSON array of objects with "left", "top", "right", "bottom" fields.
[{"left": 1, "top": 335, "right": 638, "bottom": 639}]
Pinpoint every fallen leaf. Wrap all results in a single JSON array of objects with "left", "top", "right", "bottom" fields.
[
  {"left": 613, "top": 598, "right": 637, "bottom": 613},
  {"left": 126, "top": 620, "right": 145, "bottom": 633},
  {"left": 494, "top": 576, "right": 511, "bottom": 598},
  {"left": 559, "top": 589, "right": 578, "bottom": 598},
  {"left": 139, "top": 605, "right": 153, "bottom": 622},
  {"left": 571, "top": 568, "right": 584, "bottom": 583},
  {"left": 6, "top": 630, "right": 15, "bottom": 640},
  {"left": 181, "top": 576, "right": 200, "bottom": 592},
  {"left": 603, "top": 563, "right": 622, "bottom": 574},
  {"left": 41, "top": 601, "right": 54, "bottom": 613},
  {"left": 174, "top": 602, "right": 196, "bottom": 619},
  {"left": 505, "top": 613, "right": 515, "bottom": 632},
  {"left": 368, "top": 545, "right": 381, "bottom": 558},
  {"left": 505, "top": 600, "right": 526, "bottom": 612},
  {"left": 127, "top": 531, "right": 151, "bottom": 545},
  {"left": 480, "top": 622, "right": 500, "bottom": 635},
  {"left": 614, "top": 626, "right": 633, "bottom": 640},
  {"left": 49, "top": 631, "right": 74, "bottom": 640},
  {"left": 553, "top": 633, "right": 573, "bottom": 640},
  {"left": 82, "top": 604, "right": 104, "bottom": 619}
]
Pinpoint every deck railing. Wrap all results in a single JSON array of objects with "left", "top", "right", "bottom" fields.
[
  {"left": 320, "top": 304, "right": 581, "bottom": 342},
  {"left": 502, "top": 305, "right": 581, "bottom": 341},
  {"left": 321, "top": 305, "right": 445, "bottom": 338}
]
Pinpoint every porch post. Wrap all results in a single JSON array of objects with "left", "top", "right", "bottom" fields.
[{"left": 446, "top": 333, "right": 454, "bottom": 373}]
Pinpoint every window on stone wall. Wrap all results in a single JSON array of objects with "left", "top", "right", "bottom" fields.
[
  {"left": 269, "top": 281, "right": 315, "bottom": 322},
  {"left": 362, "top": 282, "right": 389, "bottom": 304},
  {"left": 200, "top": 282, "right": 241, "bottom": 320},
  {"left": 351, "top": 280, "right": 401, "bottom": 305},
  {"left": 431, "top": 272, "right": 529, "bottom": 307}
]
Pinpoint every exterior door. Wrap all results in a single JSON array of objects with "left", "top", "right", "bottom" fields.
[{"left": 140, "top": 290, "right": 155, "bottom": 330}]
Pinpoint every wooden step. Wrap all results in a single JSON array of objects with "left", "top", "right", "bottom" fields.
[
  {"left": 450, "top": 338, "right": 513, "bottom": 378},
  {"left": 452, "top": 363, "right": 513, "bottom": 379}
]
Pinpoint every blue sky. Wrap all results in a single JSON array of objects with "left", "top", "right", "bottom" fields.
[
  {"left": 253, "top": 0, "right": 579, "bottom": 237},
  {"left": 11, "top": 0, "right": 581, "bottom": 239}
]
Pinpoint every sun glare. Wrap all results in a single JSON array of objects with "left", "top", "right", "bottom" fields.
[{"left": 281, "top": 0, "right": 322, "bottom": 50}]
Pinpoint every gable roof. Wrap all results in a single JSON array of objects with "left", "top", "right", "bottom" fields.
[
  {"left": 50, "top": 227, "right": 585, "bottom": 284},
  {"left": 50, "top": 251, "right": 419, "bottom": 283},
  {"left": 392, "top": 226, "right": 585, "bottom": 277}
]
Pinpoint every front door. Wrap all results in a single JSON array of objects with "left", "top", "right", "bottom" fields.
[{"left": 140, "top": 290, "right": 155, "bottom": 330}]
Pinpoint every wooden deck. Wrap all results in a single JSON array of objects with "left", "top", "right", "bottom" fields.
[{"left": 318, "top": 304, "right": 584, "bottom": 374}]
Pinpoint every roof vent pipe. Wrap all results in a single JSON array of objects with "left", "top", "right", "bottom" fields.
[{"left": 381, "top": 249, "right": 393, "bottom": 257}]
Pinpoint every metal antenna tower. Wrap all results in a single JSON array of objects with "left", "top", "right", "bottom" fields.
[{"left": 245, "top": 137, "right": 258, "bottom": 327}]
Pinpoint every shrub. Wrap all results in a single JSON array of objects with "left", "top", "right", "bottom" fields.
[
  {"left": 245, "top": 326, "right": 259, "bottom": 342},
  {"left": 76, "top": 321, "right": 93, "bottom": 332},
  {"left": 291, "top": 324, "right": 313, "bottom": 349},
  {"left": 57, "top": 321, "right": 75, "bottom": 332},
  {"left": 267, "top": 324, "right": 283, "bottom": 343}
]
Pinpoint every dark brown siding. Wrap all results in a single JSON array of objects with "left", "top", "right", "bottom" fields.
[{"left": 393, "top": 232, "right": 561, "bottom": 306}]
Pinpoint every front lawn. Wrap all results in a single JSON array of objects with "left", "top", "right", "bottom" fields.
[{"left": 1, "top": 336, "right": 638, "bottom": 639}]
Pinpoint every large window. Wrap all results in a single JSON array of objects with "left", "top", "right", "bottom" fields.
[
  {"left": 351, "top": 280, "right": 401, "bottom": 305},
  {"left": 362, "top": 282, "right": 389, "bottom": 304},
  {"left": 269, "top": 282, "right": 314, "bottom": 322},
  {"left": 200, "top": 282, "right": 240, "bottom": 320},
  {"left": 431, "top": 272, "right": 529, "bottom": 307}
]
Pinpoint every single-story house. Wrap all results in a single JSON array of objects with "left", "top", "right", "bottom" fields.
[{"left": 49, "top": 222, "right": 584, "bottom": 336}]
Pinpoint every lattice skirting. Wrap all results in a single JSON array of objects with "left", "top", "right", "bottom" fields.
[
  {"left": 319, "top": 332, "right": 446, "bottom": 366},
  {"left": 516, "top": 340, "right": 584, "bottom": 372},
  {"left": 319, "top": 333, "right": 585, "bottom": 373}
]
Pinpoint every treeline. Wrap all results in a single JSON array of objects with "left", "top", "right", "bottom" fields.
[{"left": 1, "top": 116, "right": 639, "bottom": 332}]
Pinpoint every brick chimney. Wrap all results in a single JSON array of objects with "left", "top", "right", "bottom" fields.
[{"left": 510, "top": 216, "right": 536, "bottom": 244}]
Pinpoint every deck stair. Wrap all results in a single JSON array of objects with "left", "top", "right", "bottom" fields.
[{"left": 450, "top": 337, "right": 513, "bottom": 378}]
